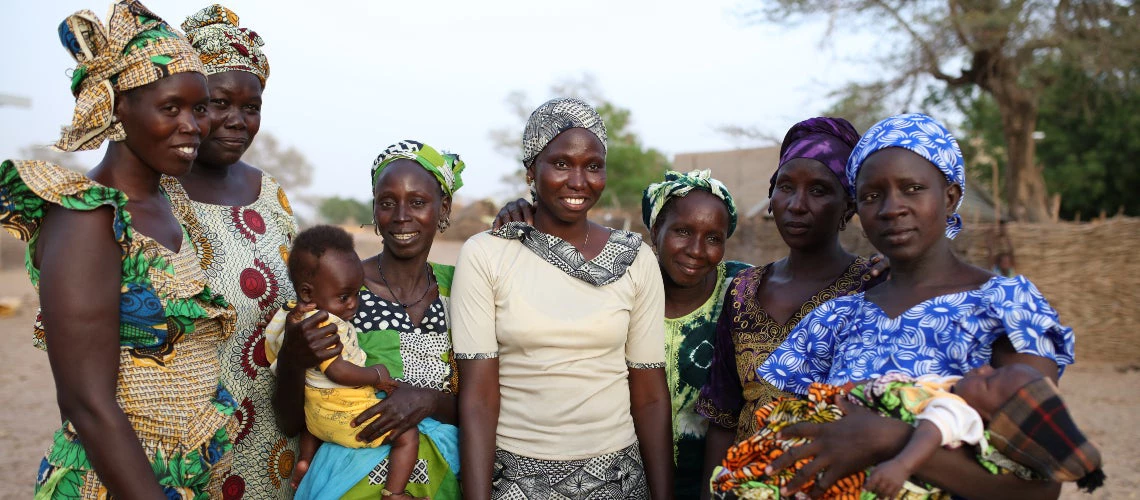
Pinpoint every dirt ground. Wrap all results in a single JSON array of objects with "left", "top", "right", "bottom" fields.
[{"left": 0, "top": 240, "right": 1137, "bottom": 498}]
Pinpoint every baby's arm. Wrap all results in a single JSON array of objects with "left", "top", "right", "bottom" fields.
[
  {"left": 865, "top": 420, "right": 943, "bottom": 498},
  {"left": 323, "top": 357, "right": 395, "bottom": 391}
]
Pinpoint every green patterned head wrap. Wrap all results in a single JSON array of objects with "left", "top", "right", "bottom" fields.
[
  {"left": 370, "top": 140, "right": 465, "bottom": 197},
  {"left": 642, "top": 169, "right": 738, "bottom": 237}
]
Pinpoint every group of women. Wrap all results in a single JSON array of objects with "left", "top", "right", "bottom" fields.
[{"left": 3, "top": 0, "right": 1076, "bottom": 499}]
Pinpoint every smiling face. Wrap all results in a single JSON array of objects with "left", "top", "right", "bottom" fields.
[
  {"left": 115, "top": 72, "right": 211, "bottom": 176},
  {"left": 197, "top": 70, "right": 263, "bottom": 167},
  {"left": 373, "top": 160, "right": 450, "bottom": 260},
  {"left": 770, "top": 158, "right": 853, "bottom": 250},
  {"left": 652, "top": 191, "right": 730, "bottom": 288},
  {"left": 298, "top": 249, "right": 365, "bottom": 322},
  {"left": 854, "top": 148, "right": 961, "bottom": 262},
  {"left": 527, "top": 128, "right": 606, "bottom": 224}
]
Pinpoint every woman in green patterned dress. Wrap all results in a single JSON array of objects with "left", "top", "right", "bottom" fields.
[{"left": 1, "top": 1, "right": 237, "bottom": 498}]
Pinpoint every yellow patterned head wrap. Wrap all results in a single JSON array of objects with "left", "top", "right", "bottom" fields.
[
  {"left": 55, "top": 0, "right": 205, "bottom": 152},
  {"left": 181, "top": 5, "right": 270, "bottom": 86}
]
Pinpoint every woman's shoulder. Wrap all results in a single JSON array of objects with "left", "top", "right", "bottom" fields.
[{"left": 2, "top": 160, "right": 130, "bottom": 242}]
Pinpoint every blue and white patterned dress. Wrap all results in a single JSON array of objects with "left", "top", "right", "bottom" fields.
[{"left": 759, "top": 275, "right": 1075, "bottom": 395}]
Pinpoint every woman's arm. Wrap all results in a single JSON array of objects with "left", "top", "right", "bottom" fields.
[
  {"left": 629, "top": 367, "right": 674, "bottom": 500},
  {"left": 351, "top": 383, "right": 458, "bottom": 443},
  {"left": 458, "top": 358, "right": 500, "bottom": 500},
  {"left": 38, "top": 206, "right": 166, "bottom": 498},
  {"left": 272, "top": 309, "right": 340, "bottom": 437},
  {"left": 701, "top": 424, "right": 735, "bottom": 500},
  {"left": 766, "top": 398, "right": 1061, "bottom": 500}
]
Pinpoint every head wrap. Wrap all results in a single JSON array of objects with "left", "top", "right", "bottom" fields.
[
  {"left": 769, "top": 117, "right": 861, "bottom": 197},
  {"left": 642, "top": 169, "right": 738, "bottom": 237},
  {"left": 371, "top": 140, "right": 465, "bottom": 197},
  {"left": 846, "top": 113, "right": 967, "bottom": 239},
  {"left": 181, "top": 5, "right": 269, "bottom": 86},
  {"left": 55, "top": 0, "right": 205, "bottom": 152},
  {"left": 521, "top": 97, "right": 608, "bottom": 168},
  {"left": 988, "top": 377, "right": 1105, "bottom": 492}
]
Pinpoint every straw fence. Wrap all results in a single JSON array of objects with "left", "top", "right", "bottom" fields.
[{"left": 727, "top": 216, "right": 1140, "bottom": 365}]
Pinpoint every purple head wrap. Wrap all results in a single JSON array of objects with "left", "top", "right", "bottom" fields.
[{"left": 768, "top": 117, "right": 861, "bottom": 198}]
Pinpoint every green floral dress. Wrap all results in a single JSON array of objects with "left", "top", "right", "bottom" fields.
[{"left": 0, "top": 160, "right": 237, "bottom": 499}]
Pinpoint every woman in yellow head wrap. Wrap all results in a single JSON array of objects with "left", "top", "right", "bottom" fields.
[
  {"left": 0, "top": 1, "right": 238, "bottom": 498},
  {"left": 163, "top": 5, "right": 302, "bottom": 497}
]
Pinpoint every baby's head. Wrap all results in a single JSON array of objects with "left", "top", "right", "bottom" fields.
[
  {"left": 952, "top": 363, "right": 1043, "bottom": 422},
  {"left": 958, "top": 365, "right": 1105, "bottom": 491},
  {"left": 288, "top": 225, "right": 365, "bottom": 322}
]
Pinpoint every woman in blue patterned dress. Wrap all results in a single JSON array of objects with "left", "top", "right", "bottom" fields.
[{"left": 757, "top": 113, "right": 1075, "bottom": 499}]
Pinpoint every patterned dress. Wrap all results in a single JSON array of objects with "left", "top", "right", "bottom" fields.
[
  {"left": 697, "top": 257, "right": 877, "bottom": 440},
  {"left": 1, "top": 161, "right": 237, "bottom": 499},
  {"left": 163, "top": 174, "right": 298, "bottom": 499},
  {"left": 758, "top": 275, "right": 1075, "bottom": 393},
  {"left": 294, "top": 263, "right": 461, "bottom": 500},
  {"left": 664, "top": 260, "right": 750, "bottom": 498}
]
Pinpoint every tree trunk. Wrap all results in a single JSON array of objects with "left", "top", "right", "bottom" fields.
[{"left": 987, "top": 81, "right": 1052, "bottom": 222}]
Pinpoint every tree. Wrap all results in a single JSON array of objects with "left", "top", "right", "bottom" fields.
[
  {"left": 753, "top": 0, "right": 1139, "bottom": 221},
  {"left": 489, "top": 75, "right": 671, "bottom": 210},
  {"left": 957, "top": 62, "right": 1140, "bottom": 219},
  {"left": 317, "top": 197, "right": 372, "bottom": 225},
  {"left": 243, "top": 132, "right": 313, "bottom": 195}
]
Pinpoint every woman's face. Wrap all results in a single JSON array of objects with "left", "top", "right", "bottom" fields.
[
  {"left": 854, "top": 147, "right": 960, "bottom": 262},
  {"left": 528, "top": 128, "right": 606, "bottom": 224},
  {"left": 197, "top": 70, "right": 263, "bottom": 167},
  {"left": 373, "top": 160, "right": 450, "bottom": 259},
  {"left": 769, "top": 158, "right": 852, "bottom": 250},
  {"left": 651, "top": 190, "right": 730, "bottom": 289},
  {"left": 116, "top": 72, "right": 210, "bottom": 176}
]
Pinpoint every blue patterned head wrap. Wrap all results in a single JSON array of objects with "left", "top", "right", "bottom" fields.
[
  {"left": 642, "top": 169, "right": 738, "bottom": 237},
  {"left": 846, "top": 113, "right": 967, "bottom": 239}
]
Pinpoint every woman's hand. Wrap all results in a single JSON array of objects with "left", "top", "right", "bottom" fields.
[
  {"left": 352, "top": 383, "right": 439, "bottom": 443},
  {"left": 491, "top": 198, "right": 535, "bottom": 229},
  {"left": 280, "top": 304, "right": 342, "bottom": 370},
  {"left": 867, "top": 253, "right": 891, "bottom": 281},
  {"left": 765, "top": 398, "right": 908, "bottom": 497}
]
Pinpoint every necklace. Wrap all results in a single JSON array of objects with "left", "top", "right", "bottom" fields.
[
  {"left": 377, "top": 261, "right": 435, "bottom": 309},
  {"left": 582, "top": 225, "right": 590, "bottom": 248}
]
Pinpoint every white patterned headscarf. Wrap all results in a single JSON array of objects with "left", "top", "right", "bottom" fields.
[
  {"left": 847, "top": 113, "right": 967, "bottom": 239},
  {"left": 521, "top": 97, "right": 608, "bottom": 168}
]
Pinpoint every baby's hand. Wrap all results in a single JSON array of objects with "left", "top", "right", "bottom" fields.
[
  {"left": 865, "top": 458, "right": 911, "bottom": 499},
  {"left": 370, "top": 364, "right": 398, "bottom": 392}
]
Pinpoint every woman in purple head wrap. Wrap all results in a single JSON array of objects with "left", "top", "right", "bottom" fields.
[{"left": 696, "top": 117, "right": 886, "bottom": 485}]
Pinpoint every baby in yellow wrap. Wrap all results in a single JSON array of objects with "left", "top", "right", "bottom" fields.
[{"left": 265, "top": 225, "right": 421, "bottom": 499}]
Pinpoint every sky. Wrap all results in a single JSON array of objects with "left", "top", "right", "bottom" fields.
[{"left": 0, "top": 0, "right": 877, "bottom": 205}]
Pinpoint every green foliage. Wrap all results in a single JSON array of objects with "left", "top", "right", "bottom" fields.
[
  {"left": 490, "top": 75, "right": 670, "bottom": 209},
  {"left": 594, "top": 102, "right": 671, "bottom": 209},
  {"left": 317, "top": 197, "right": 372, "bottom": 225},
  {"left": 957, "top": 65, "right": 1140, "bottom": 219}
]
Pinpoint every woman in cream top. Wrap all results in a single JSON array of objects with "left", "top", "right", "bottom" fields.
[{"left": 453, "top": 97, "right": 672, "bottom": 499}]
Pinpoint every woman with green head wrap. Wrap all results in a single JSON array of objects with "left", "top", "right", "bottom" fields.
[
  {"left": 273, "top": 140, "right": 464, "bottom": 499},
  {"left": 641, "top": 169, "right": 751, "bottom": 498},
  {"left": 1, "top": 1, "right": 238, "bottom": 498}
]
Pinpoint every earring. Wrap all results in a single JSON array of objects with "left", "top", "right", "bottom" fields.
[
  {"left": 438, "top": 216, "right": 450, "bottom": 233},
  {"left": 372, "top": 220, "right": 380, "bottom": 236},
  {"left": 839, "top": 219, "right": 847, "bottom": 231}
]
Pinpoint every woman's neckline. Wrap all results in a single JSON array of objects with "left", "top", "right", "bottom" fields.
[{"left": 863, "top": 275, "right": 1006, "bottom": 321}]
